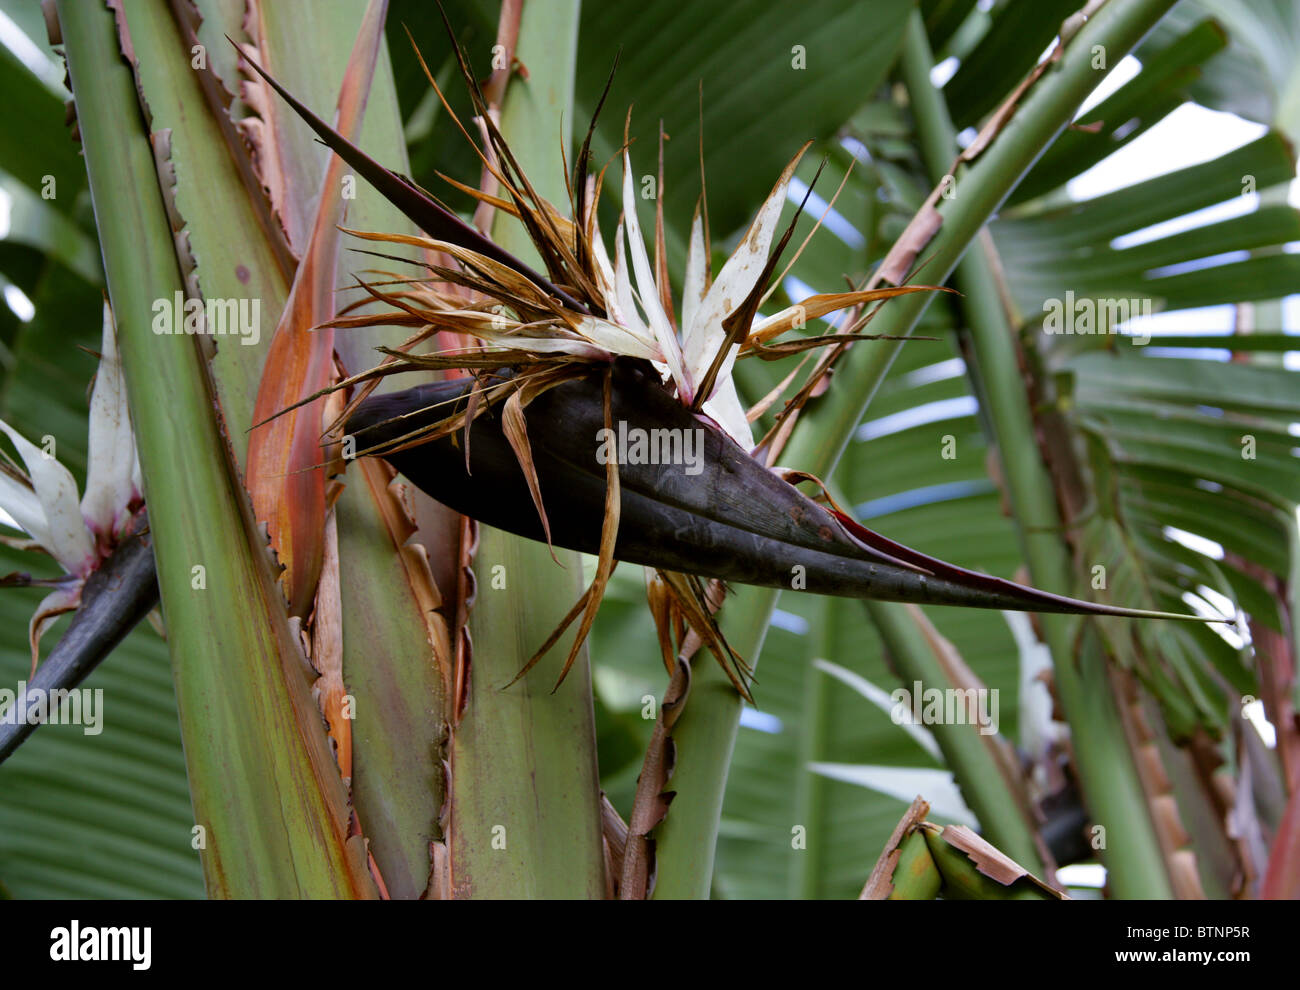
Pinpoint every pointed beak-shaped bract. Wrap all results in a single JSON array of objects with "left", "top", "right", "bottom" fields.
[
  {"left": 243, "top": 21, "right": 1212, "bottom": 629},
  {"left": 347, "top": 363, "right": 1205, "bottom": 623}
]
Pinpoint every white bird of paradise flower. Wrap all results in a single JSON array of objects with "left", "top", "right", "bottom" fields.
[{"left": 0, "top": 302, "right": 143, "bottom": 669}]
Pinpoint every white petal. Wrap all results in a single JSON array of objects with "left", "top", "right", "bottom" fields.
[
  {"left": 650, "top": 359, "right": 672, "bottom": 385},
  {"left": 0, "top": 419, "right": 92, "bottom": 574},
  {"left": 612, "top": 219, "right": 649, "bottom": 341},
  {"left": 701, "top": 371, "right": 754, "bottom": 451},
  {"left": 0, "top": 470, "right": 53, "bottom": 549},
  {"left": 574, "top": 316, "right": 659, "bottom": 361},
  {"left": 590, "top": 216, "right": 622, "bottom": 317},
  {"left": 582, "top": 221, "right": 661, "bottom": 358},
  {"left": 472, "top": 329, "right": 606, "bottom": 359},
  {"left": 81, "top": 301, "right": 138, "bottom": 542},
  {"left": 621, "top": 152, "right": 690, "bottom": 397},
  {"left": 680, "top": 209, "right": 708, "bottom": 359},
  {"left": 683, "top": 144, "right": 809, "bottom": 399}
]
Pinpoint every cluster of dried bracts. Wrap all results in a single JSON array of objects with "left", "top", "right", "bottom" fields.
[{"left": 0, "top": 9, "right": 1214, "bottom": 762}]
